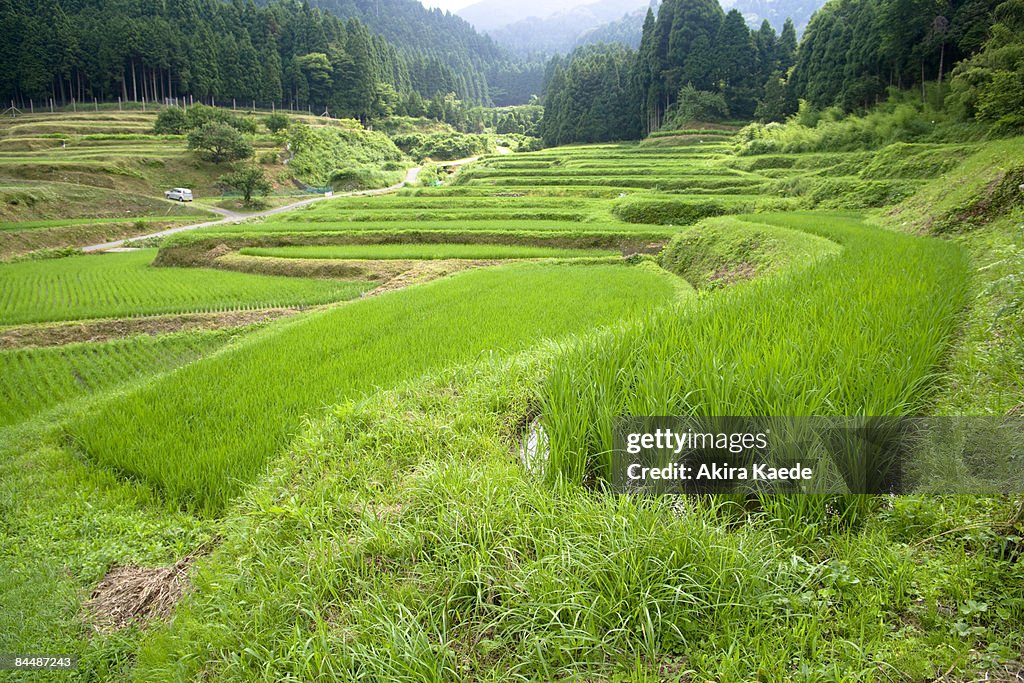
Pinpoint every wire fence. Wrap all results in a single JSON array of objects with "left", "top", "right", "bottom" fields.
[{"left": 4, "top": 96, "right": 338, "bottom": 118}]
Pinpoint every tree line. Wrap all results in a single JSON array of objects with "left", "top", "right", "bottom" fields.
[{"left": 0, "top": 0, "right": 543, "bottom": 116}]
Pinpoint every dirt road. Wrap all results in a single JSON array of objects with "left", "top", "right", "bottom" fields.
[{"left": 81, "top": 165, "right": 424, "bottom": 253}]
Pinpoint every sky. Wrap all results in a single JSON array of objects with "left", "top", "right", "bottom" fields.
[{"left": 420, "top": 0, "right": 476, "bottom": 12}]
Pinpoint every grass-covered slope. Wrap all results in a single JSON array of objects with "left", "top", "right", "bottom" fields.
[
  {"left": 658, "top": 216, "right": 841, "bottom": 289},
  {"left": 67, "top": 263, "right": 683, "bottom": 513},
  {"left": 129, "top": 353, "right": 1024, "bottom": 682}
]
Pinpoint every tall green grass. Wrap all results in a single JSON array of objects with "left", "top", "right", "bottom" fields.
[
  {"left": 131, "top": 352, "right": 1024, "bottom": 682},
  {"left": 68, "top": 263, "right": 682, "bottom": 513},
  {"left": 540, "top": 212, "right": 970, "bottom": 485},
  {"left": 0, "top": 250, "right": 371, "bottom": 324}
]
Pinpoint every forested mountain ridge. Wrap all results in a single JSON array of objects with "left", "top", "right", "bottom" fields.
[
  {"left": 542, "top": 0, "right": 1024, "bottom": 145},
  {"left": 262, "top": 0, "right": 549, "bottom": 105}
]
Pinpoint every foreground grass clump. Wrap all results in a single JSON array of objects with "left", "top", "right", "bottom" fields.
[
  {"left": 69, "top": 263, "right": 683, "bottom": 513},
  {"left": 0, "top": 250, "right": 372, "bottom": 325},
  {"left": 131, "top": 355, "right": 1024, "bottom": 681},
  {"left": 541, "top": 212, "right": 970, "bottom": 485},
  {"left": 239, "top": 243, "right": 619, "bottom": 260},
  {"left": 0, "top": 331, "right": 241, "bottom": 428},
  {"left": 659, "top": 216, "right": 840, "bottom": 289}
]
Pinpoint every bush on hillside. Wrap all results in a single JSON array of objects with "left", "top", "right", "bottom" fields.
[
  {"left": 735, "top": 92, "right": 980, "bottom": 155},
  {"left": 187, "top": 123, "right": 253, "bottom": 163},
  {"left": 153, "top": 104, "right": 256, "bottom": 135},
  {"left": 154, "top": 107, "right": 188, "bottom": 134},
  {"left": 661, "top": 85, "right": 730, "bottom": 130},
  {"left": 392, "top": 132, "right": 491, "bottom": 161},
  {"left": 219, "top": 165, "right": 272, "bottom": 206},
  {"left": 264, "top": 113, "right": 290, "bottom": 133},
  {"left": 287, "top": 123, "right": 405, "bottom": 187}
]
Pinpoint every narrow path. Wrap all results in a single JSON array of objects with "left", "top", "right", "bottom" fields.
[{"left": 81, "top": 165, "right": 425, "bottom": 253}]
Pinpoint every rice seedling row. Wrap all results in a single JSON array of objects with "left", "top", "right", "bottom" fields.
[
  {"left": 68, "top": 263, "right": 684, "bottom": 512},
  {"left": 0, "top": 250, "right": 372, "bottom": 325},
  {"left": 0, "top": 330, "right": 239, "bottom": 428}
]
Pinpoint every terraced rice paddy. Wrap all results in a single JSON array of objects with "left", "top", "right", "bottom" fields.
[
  {"left": 0, "top": 250, "right": 372, "bottom": 324},
  {"left": 239, "top": 244, "right": 619, "bottom": 260},
  {"left": 0, "top": 330, "right": 239, "bottom": 428},
  {"left": 69, "top": 263, "right": 682, "bottom": 512}
]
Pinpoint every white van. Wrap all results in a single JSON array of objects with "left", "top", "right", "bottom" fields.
[{"left": 165, "top": 188, "right": 194, "bottom": 202}]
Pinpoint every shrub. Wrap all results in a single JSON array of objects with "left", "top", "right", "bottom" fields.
[
  {"left": 392, "top": 132, "right": 490, "bottom": 161},
  {"left": 287, "top": 123, "right": 404, "bottom": 187},
  {"left": 187, "top": 123, "right": 253, "bottom": 164},
  {"left": 264, "top": 112, "right": 290, "bottom": 133},
  {"left": 219, "top": 165, "right": 272, "bottom": 205},
  {"left": 662, "top": 85, "right": 730, "bottom": 129},
  {"left": 153, "top": 107, "right": 188, "bottom": 134}
]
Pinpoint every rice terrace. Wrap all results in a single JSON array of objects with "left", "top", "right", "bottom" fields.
[{"left": 1, "top": 0, "right": 1024, "bottom": 679}]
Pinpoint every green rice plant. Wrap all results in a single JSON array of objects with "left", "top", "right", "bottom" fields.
[
  {"left": 67, "top": 263, "right": 681, "bottom": 513},
  {"left": 0, "top": 250, "right": 372, "bottom": 325},
  {"left": 539, "top": 212, "right": 970, "bottom": 487},
  {"left": 239, "top": 244, "right": 620, "bottom": 260},
  {"left": 0, "top": 331, "right": 238, "bottom": 428}
]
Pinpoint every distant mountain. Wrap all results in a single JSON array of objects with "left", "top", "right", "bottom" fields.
[
  {"left": 721, "top": 0, "right": 823, "bottom": 34},
  {"left": 303, "top": 0, "right": 505, "bottom": 64},
  {"left": 456, "top": 0, "right": 573, "bottom": 33},
  {"left": 575, "top": 7, "right": 648, "bottom": 50},
  {"left": 486, "top": 0, "right": 652, "bottom": 55},
  {"left": 463, "top": 0, "right": 826, "bottom": 56}
]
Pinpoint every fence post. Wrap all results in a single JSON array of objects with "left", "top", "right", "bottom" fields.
[
  {"left": 29, "top": 99, "right": 33, "bottom": 114},
  {"left": 118, "top": 96, "right": 122, "bottom": 111},
  {"left": 72, "top": 98, "right": 76, "bottom": 112},
  {"left": 49, "top": 98, "right": 53, "bottom": 113},
  {"left": 94, "top": 98, "right": 98, "bottom": 111}
]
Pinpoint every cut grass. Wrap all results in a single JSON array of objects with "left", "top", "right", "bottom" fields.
[
  {"left": 0, "top": 250, "right": 372, "bottom": 325},
  {"left": 67, "top": 263, "right": 684, "bottom": 513},
  {"left": 239, "top": 243, "right": 620, "bottom": 260}
]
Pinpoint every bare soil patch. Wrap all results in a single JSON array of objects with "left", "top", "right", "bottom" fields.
[{"left": 0, "top": 308, "right": 298, "bottom": 348}]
